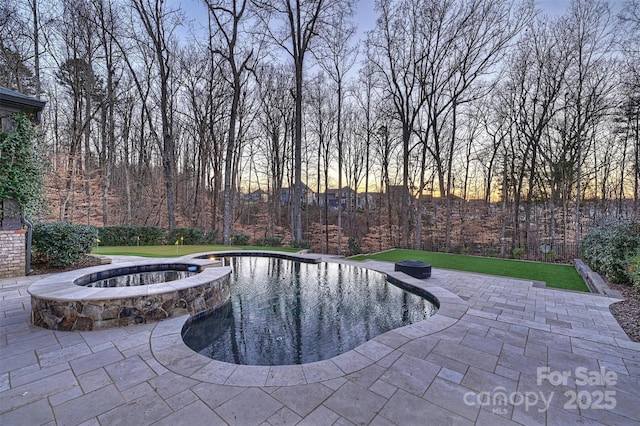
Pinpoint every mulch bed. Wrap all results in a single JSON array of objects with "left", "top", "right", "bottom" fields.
[
  {"left": 608, "top": 282, "right": 640, "bottom": 343},
  {"left": 29, "top": 255, "right": 104, "bottom": 276},
  {"left": 27, "top": 256, "right": 640, "bottom": 343}
]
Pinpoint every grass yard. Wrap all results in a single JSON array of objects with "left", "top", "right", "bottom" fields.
[
  {"left": 92, "top": 246, "right": 588, "bottom": 291},
  {"left": 351, "top": 249, "right": 588, "bottom": 292},
  {"left": 92, "top": 245, "right": 300, "bottom": 258}
]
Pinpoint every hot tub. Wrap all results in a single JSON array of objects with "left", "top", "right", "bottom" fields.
[{"left": 28, "top": 258, "right": 231, "bottom": 331}]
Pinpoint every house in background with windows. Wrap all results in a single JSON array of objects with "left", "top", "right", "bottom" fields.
[
  {"left": 242, "top": 188, "right": 268, "bottom": 203},
  {"left": 280, "top": 184, "right": 315, "bottom": 206},
  {"left": 317, "top": 187, "right": 368, "bottom": 210}
]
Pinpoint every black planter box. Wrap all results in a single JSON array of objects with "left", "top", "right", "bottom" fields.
[{"left": 394, "top": 260, "right": 432, "bottom": 279}]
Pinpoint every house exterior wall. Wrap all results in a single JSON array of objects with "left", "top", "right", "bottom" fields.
[{"left": 0, "top": 230, "right": 26, "bottom": 278}]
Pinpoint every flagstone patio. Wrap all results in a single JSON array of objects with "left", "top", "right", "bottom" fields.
[{"left": 1, "top": 255, "right": 638, "bottom": 425}]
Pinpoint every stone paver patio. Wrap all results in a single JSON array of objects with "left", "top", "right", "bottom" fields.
[{"left": 1, "top": 255, "right": 639, "bottom": 425}]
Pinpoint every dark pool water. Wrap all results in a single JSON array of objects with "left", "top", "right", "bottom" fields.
[
  {"left": 182, "top": 256, "right": 437, "bottom": 365},
  {"left": 84, "top": 270, "right": 197, "bottom": 288}
]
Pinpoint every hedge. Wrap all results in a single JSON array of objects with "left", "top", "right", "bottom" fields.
[
  {"left": 97, "top": 226, "right": 165, "bottom": 246},
  {"left": 581, "top": 218, "right": 640, "bottom": 285},
  {"left": 32, "top": 222, "right": 97, "bottom": 266},
  {"left": 97, "top": 226, "right": 218, "bottom": 246}
]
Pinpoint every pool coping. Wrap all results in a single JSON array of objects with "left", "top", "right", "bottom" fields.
[
  {"left": 149, "top": 251, "right": 469, "bottom": 387},
  {"left": 27, "top": 258, "right": 229, "bottom": 302}
]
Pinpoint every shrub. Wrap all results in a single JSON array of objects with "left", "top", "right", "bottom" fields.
[
  {"left": 545, "top": 250, "right": 556, "bottom": 262},
  {"left": 581, "top": 219, "right": 640, "bottom": 284},
  {"left": 460, "top": 246, "right": 470, "bottom": 255},
  {"left": 512, "top": 247, "right": 525, "bottom": 259},
  {"left": 626, "top": 248, "right": 640, "bottom": 291},
  {"left": 168, "top": 228, "right": 205, "bottom": 245},
  {"left": 97, "top": 226, "right": 164, "bottom": 246},
  {"left": 134, "top": 226, "right": 165, "bottom": 245},
  {"left": 230, "top": 233, "right": 250, "bottom": 245},
  {"left": 32, "top": 222, "right": 97, "bottom": 266},
  {"left": 203, "top": 230, "right": 219, "bottom": 244},
  {"left": 290, "top": 239, "right": 311, "bottom": 250},
  {"left": 484, "top": 246, "right": 496, "bottom": 257},
  {"left": 253, "top": 236, "right": 283, "bottom": 247},
  {"left": 348, "top": 237, "right": 362, "bottom": 256}
]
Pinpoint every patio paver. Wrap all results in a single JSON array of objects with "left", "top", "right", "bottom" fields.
[{"left": 1, "top": 255, "right": 639, "bottom": 425}]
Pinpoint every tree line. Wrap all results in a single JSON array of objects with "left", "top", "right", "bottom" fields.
[{"left": 1, "top": 0, "right": 638, "bottom": 257}]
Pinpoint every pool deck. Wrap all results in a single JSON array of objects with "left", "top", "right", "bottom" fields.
[{"left": 1, "top": 255, "right": 639, "bottom": 425}]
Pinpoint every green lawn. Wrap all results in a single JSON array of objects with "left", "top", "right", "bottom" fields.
[
  {"left": 351, "top": 249, "right": 588, "bottom": 292},
  {"left": 92, "top": 245, "right": 300, "bottom": 258},
  {"left": 92, "top": 245, "right": 588, "bottom": 292}
]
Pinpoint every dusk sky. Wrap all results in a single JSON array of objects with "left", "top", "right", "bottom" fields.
[
  {"left": 176, "top": 0, "right": 626, "bottom": 48},
  {"left": 352, "top": 0, "right": 625, "bottom": 37}
]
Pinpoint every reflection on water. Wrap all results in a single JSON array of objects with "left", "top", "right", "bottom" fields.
[
  {"left": 85, "top": 270, "right": 197, "bottom": 288},
  {"left": 182, "top": 257, "right": 437, "bottom": 365}
]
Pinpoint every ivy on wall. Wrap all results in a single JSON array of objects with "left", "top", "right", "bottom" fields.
[{"left": 0, "top": 113, "right": 46, "bottom": 218}]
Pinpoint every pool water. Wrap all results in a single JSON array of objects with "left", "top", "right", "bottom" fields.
[
  {"left": 83, "top": 270, "right": 197, "bottom": 288},
  {"left": 182, "top": 256, "right": 437, "bottom": 365}
]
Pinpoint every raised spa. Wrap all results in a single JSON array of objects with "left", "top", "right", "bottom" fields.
[
  {"left": 76, "top": 264, "right": 201, "bottom": 288},
  {"left": 182, "top": 256, "right": 438, "bottom": 365},
  {"left": 28, "top": 259, "right": 230, "bottom": 331}
]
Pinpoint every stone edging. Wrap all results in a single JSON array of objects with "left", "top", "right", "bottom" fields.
[{"left": 574, "top": 258, "right": 623, "bottom": 298}]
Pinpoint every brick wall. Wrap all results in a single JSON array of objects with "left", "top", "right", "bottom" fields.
[{"left": 0, "top": 230, "right": 26, "bottom": 278}]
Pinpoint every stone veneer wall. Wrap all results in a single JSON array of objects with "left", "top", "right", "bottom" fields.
[
  {"left": 31, "top": 274, "right": 230, "bottom": 331},
  {"left": 0, "top": 230, "right": 25, "bottom": 278}
]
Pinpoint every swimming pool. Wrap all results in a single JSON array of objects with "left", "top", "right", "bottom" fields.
[{"left": 182, "top": 256, "right": 437, "bottom": 365}]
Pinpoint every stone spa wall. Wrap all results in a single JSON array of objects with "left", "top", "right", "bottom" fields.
[{"left": 28, "top": 260, "right": 231, "bottom": 331}]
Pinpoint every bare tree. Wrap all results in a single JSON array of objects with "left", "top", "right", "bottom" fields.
[
  {"left": 0, "top": 0, "right": 37, "bottom": 93},
  {"left": 367, "top": 0, "right": 430, "bottom": 248},
  {"left": 255, "top": 64, "right": 294, "bottom": 236},
  {"left": 421, "top": 0, "right": 531, "bottom": 251},
  {"left": 498, "top": 14, "right": 572, "bottom": 250},
  {"left": 368, "top": 0, "right": 530, "bottom": 250},
  {"left": 253, "top": 0, "right": 344, "bottom": 243},
  {"left": 619, "top": 0, "right": 640, "bottom": 216},
  {"left": 55, "top": 0, "right": 103, "bottom": 223},
  {"left": 205, "top": 0, "right": 257, "bottom": 244},
  {"left": 563, "top": 0, "right": 618, "bottom": 253},
  {"left": 307, "top": 71, "right": 336, "bottom": 252},
  {"left": 30, "top": 0, "right": 42, "bottom": 96},
  {"left": 89, "top": 0, "right": 121, "bottom": 227},
  {"left": 315, "top": 6, "right": 357, "bottom": 254},
  {"left": 132, "top": 0, "right": 182, "bottom": 231},
  {"left": 353, "top": 62, "right": 381, "bottom": 233}
]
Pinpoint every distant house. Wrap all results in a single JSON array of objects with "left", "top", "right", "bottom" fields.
[
  {"left": 0, "top": 87, "right": 46, "bottom": 131},
  {"left": 281, "top": 184, "right": 315, "bottom": 206},
  {"left": 242, "top": 189, "right": 268, "bottom": 203},
  {"left": 318, "top": 187, "right": 367, "bottom": 210}
]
